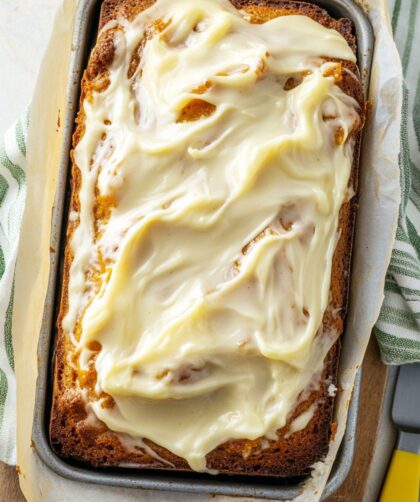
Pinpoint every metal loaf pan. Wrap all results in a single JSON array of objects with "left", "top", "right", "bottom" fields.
[{"left": 32, "top": 0, "right": 373, "bottom": 499}]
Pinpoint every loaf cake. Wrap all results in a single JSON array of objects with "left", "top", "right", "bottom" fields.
[{"left": 50, "top": 0, "right": 365, "bottom": 478}]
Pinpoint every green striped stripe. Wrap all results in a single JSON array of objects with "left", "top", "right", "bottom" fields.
[
  {"left": 391, "top": 0, "right": 402, "bottom": 35},
  {"left": 388, "top": 264, "right": 420, "bottom": 279},
  {"left": 0, "top": 369, "right": 7, "bottom": 431},
  {"left": 0, "top": 174, "right": 8, "bottom": 207},
  {"left": 401, "top": 0, "right": 418, "bottom": 76},
  {"left": 391, "top": 249, "right": 419, "bottom": 265},
  {"left": 391, "top": 247, "right": 419, "bottom": 265},
  {"left": 390, "top": 257, "right": 419, "bottom": 273},
  {"left": 0, "top": 247, "right": 4, "bottom": 281},
  {"left": 380, "top": 347, "right": 420, "bottom": 358},
  {"left": 4, "top": 282, "right": 14, "bottom": 371},
  {"left": 381, "top": 304, "right": 420, "bottom": 320},
  {"left": 414, "top": 75, "right": 420, "bottom": 150},
  {"left": 15, "top": 120, "right": 26, "bottom": 158},
  {"left": 380, "top": 348, "right": 420, "bottom": 363},
  {"left": 406, "top": 216, "right": 420, "bottom": 256},
  {"left": 375, "top": 327, "right": 420, "bottom": 350},
  {"left": 409, "top": 165, "right": 420, "bottom": 212},
  {"left": 396, "top": 225, "right": 411, "bottom": 243},
  {"left": 0, "top": 139, "right": 25, "bottom": 187},
  {"left": 408, "top": 185, "right": 420, "bottom": 213},
  {"left": 377, "top": 338, "right": 420, "bottom": 357},
  {"left": 0, "top": 225, "right": 7, "bottom": 251},
  {"left": 410, "top": 160, "right": 420, "bottom": 190},
  {"left": 400, "top": 85, "right": 411, "bottom": 210},
  {"left": 379, "top": 308, "right": 420, "bottom": 330},
  {"left": 385, "top": 279, "right": 420, "bottom": 297}
]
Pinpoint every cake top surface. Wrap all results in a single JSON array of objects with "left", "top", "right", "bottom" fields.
[{"left": 63, "top": 0, "right": 360, "bottom": 471}]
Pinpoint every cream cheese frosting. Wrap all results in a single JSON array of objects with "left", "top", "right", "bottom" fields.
[{"left": 62, "top": 0, "right": 361, "bottom": 471}]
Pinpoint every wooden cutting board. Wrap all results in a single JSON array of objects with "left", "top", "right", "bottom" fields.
[
  {"left": 0, "top": 338, "right": 391, "bottom": 502},
  {"left": 326, "top": 337, "right": 392, "bottom": 501}
]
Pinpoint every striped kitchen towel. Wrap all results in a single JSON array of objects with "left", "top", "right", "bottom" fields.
[
  {"left": 0, "top": 110, "right": 29, "bottom": 464},
  {"left": 373, "top": 0, "right": 420, "bottom": 364}
]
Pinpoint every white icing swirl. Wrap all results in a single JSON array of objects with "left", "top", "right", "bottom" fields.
[{"left": 63, "top": 0, "right": 360, "bottom": 471}]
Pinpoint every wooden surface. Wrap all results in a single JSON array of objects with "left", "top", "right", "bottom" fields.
[
  {"left": 0, "top": 338, "right": 390, "bottom": 502},
  {"left": 0, "top": 462, "right": 25, "bottom": 501},
  {"left": 327, "top": 337, "right": 391, "bottom": 502}
]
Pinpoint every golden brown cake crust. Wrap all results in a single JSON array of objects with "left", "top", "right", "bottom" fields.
[{"left": 50, "top": 0, "right": 365, "bottom": 478}]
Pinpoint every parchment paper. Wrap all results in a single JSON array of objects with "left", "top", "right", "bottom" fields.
[{"left": 12, "top": 0, "right": 402, "bottom": 500}]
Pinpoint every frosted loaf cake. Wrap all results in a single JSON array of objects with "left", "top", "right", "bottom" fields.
[{"left": 50, "top": 0, "right": 365, "bottom": 477}]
